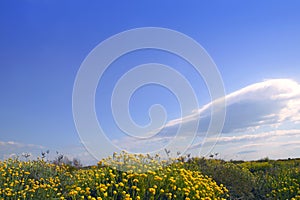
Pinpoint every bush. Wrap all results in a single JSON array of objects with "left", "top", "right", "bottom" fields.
[
  {"left": 184, "top": 157, "right": 256, "bottom": 200},
  {"left": 0, "top": 153, "right": 229, "bottom": 200}
]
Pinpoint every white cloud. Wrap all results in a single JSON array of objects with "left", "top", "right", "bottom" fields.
[
  {"left": 0, "top": 140, "right": 45, "bottom": 160},
  {"left": 0, "top": 140, "right": 44, "bottom": 149},
  {"left": 217, "top": 139, "right": 300, "bottom": 161},
  {"left": 112, "top": 79, "right": 300, "bottom": 160},
  {"left": 189, "top": 129, "right": 300, "bottom": 149},
  {"left": 0, "top": 140, "right": 97, "bottom": 165},
  {"left": 4, "top": 79, "right": 299, "bottom": 163},
  {"left": 161, "top": 78, "right": 300, "bottom": 133}
]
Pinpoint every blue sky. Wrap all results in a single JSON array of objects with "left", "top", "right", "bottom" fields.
[{"left": 1, "top": 1, "right": 300, "bottom": 165}]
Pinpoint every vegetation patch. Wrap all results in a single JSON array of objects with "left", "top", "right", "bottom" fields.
[{"left": 1, "top": 152, "right": 300, "bottom": 199}]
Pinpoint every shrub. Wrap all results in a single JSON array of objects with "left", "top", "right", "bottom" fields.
[{"left": 184, "top": 157, "right": 256, "bottom": 200}]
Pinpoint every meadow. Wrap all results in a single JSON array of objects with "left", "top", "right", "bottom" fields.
[{"left": 0, "top": 151, "right": 300, "bottom": 200}]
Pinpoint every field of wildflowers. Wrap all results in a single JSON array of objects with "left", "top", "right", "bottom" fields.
[{"left": 0, "top": 151, "right": 300, "bottom": 200}]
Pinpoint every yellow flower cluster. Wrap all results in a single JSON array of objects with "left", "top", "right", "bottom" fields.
[
  {"left": 0, "top": 153, "right": 229, "bottom": 199},
  {"left": 267, "top": 176, "right": 300, "bottom": 199},
  {"left": 240, "top": 160, "right": 300, "bottom": 199},
  {"left": 0, "top": 158, "right": 72, "bottom": 199}
]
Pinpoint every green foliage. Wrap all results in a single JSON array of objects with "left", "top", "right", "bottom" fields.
[
  {"left": 183, "top": 157, "right": 256, "bottom": 199},
  {"left": 1, "top": 153, "right": 300, "bottom": 200},
  {"left": 0, "top": 153, "right": 228, "bottom": 200},
  {"left": 0, "top": 158, "right": 74, "bottom": 199},
  {"left": 240, "top": 159, "right": 300, "bottom": 199}
]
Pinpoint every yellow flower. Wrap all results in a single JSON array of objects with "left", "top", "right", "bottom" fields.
[
  {"left": 133, "top": 179, "right": 139, "bottom": 183},
  {"left": 131, "top": 186, "right": 137, "bottom": 190},
  {"left": 149, "top": 188, "right": 156, "bottom": 195}
]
